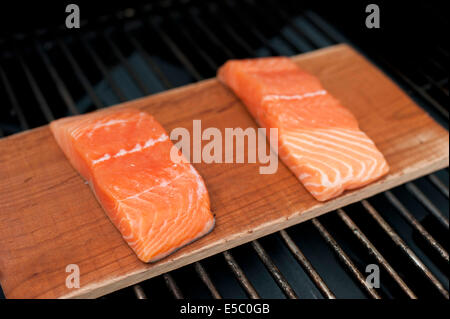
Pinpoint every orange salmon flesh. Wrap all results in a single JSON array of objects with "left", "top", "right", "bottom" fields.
[
  {"left": 50, "top": 108, "right": 214, "bottom": 262},
  {"left": 218, "top": 57, "right": 389, "bottom": 201}
]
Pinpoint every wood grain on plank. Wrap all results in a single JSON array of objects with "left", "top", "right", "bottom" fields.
[{"left": 0, "top": 44, "right": 448, "bottom": 299}]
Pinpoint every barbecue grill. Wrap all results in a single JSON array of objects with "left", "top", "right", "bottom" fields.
[{"left": 0, "top": 0, "right": 448, "bottom": 299}]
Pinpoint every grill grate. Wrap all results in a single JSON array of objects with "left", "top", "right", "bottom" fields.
[{"left": 0, "top": 0, "right": 448, "bottom": 299}]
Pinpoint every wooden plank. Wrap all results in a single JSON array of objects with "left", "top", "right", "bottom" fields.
[{"left": 0, "top": 44, "right": 448, "bottom": 299}]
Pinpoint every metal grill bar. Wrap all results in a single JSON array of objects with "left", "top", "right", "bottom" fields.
[
  {"left": 133, "top": 284, "right": 147, "bottom": 299},
  {"left": 193, "top": 262, "right": 222, "bottom": 299},
  {"left": 79, "top": 34, "right": 131, "bottom": 104},
  {"left": 362, "top": 200, "right": 449, "bottom": 299},
  {"left": 279, "top": 230, "right": 336, "bottom": 299},
  {"left": 337, "top": 209, "right": 417, "bottom": 298},
  {"left": 79, "top": 35, "right": 128, "bottom": 102},
  {"left": 125, "top": 32, "right": 174, "bottom": 89},
  {"left": 146, "top": 17, "right": 202, "bottom": 81},
  {"left": 163, "top": 273, "right": 184, "bottom": 299},
  {"left": 302, "top": 11, "right": 347, "bottom": 44},
  {"left": 426, "top": 61, "right": 448, "bottom": 90},
  {"left": 57, "top": 38, "right": 104, "bottom": 109},
  {"left": 429, "top": 56, "right": 446, "bottom": 71},
  {"left": 405, "top": 183, "right": 449, "bottom": 229},
  {"left": 428, "top": 174, "right": 449, "bottom": 198},
  {"left": 103, "top": 32, "right": 151, "bottom": 95},
  {"left": 251, "top": 240, "right": 298, "bottom": 299},
  {"left": 384, "top": 191, "right": 449, "bottom": 262},
  {"left": 381, "top": 58, "right": 449, "bottom": 119},
  {"left": 263, "top": 0, "right": 317, "bottom": 49},
  {"left": 166, "top": 14, "right": 219, "bottom": 71},
  {"left": 0, "top": 64, "right": 29, "bottom": 129},
  {"left": 187, "top": 8, "right": 235, "bottom": 60},
  {"left": 35, "top": 41, "right": 79, "bottom": 115},
  {"left": 205, "top": 3, "right": 255, "bottom": 56},
  {"left": 311, "top": 218, "right": 381, "bottom": 299},
  {"left": 218, "top": 1, "right": 280, "bottom": 56},
  {"left": 223, "top": 251, "right": 260, "bottom": 299},
  {"left": 18, "top": 54, "right": 55, "bottom": 122},
  {"left": 239, "top": 0, "right": 302, "bottom": 53},
  {"left": 419, "top": 69, "right": 448, "bottom": 96}
]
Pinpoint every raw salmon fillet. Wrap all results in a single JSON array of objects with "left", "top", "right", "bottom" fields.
[
  {"left": 50, "top": 108, "right": 214, "bottom": 262},
  {"left": 218, "top": 57, "right": 389, "bottom": 201}
]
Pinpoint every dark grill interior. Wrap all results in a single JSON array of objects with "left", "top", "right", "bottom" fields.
[{"left": 0, "top": 0, "right": 448, "bottom": 299}]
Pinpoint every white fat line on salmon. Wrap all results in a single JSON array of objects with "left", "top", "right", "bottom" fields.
[
  {"left": 118, "top": 172, "right": 187, "bottom": 203},
  {"left": 140, "top": 187, "right": 199, "bottom": 258},
  {"left": 262, "top": 90, "right": 327, "bottom": 102},
  {"left": 299, "top": 173, "right": 311, "bottom": 180},
  {"left": 92, "top": 153, "right": 111, "bottom": 165},
  {"left": 284, "top": 132, "right": 367, "bottom": 180},
  {"left": 290, "top": 153, "right": 343, "bottom": 187},
  {"left": 114, "top": 134, "right": 168, "bottom": 158},
  {"left": 283, "top": 140, "right": 354, "bottom": 184},
  {"left": 169, "top": 120, "right": 279, "bottom": 174},
  {"left": 91, "top": 134, "right": 168, "bottom": 165},
  {"left": 297, "top": 130, "right": 379, "bottom": 181},
  {"left": 189, "top": 165, "right": 208, "bottom": 198},
  {"left": 287, "top": 130, "right": 378, "bottom": 182},
  {"left": 87, "top": 119, "right": 129, "bottom": 137}
]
